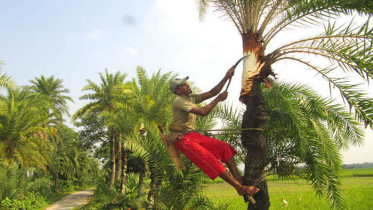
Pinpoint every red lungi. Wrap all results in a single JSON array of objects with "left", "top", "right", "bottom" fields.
[{"left": 173, "top": 131, "right": 237, "bottom": 180}]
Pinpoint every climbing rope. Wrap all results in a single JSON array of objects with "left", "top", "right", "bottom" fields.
[{"left": 186, "top": 128, "right": 263, "bottom": 137}]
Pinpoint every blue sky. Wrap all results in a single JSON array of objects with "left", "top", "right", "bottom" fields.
[{"left": 1, "top": 0, "right": 372, "bottom": 164}]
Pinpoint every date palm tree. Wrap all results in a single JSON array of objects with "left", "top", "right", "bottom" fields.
[
  {"left": 216, "top": 81, "right": 365, "bottom": 209},
  {"left": 30, "top": 76, "right": 73, "bottom": 123},
  {"left": 198, "top": 1, "right": 373, "bottom": 209},
  {"left": 74, "top": 69, "right": 127, "bottom": 189},
  {"left": 127, "top": 66, "right": 176, "bottom": 202},
  {"left": 0, "top": 87, "right": 50, "bottom": 170}
]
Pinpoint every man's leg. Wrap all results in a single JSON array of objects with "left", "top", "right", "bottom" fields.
[
  {"left": 226, "top": 156, "right": 243, "bottom": 184},
  {"left": 219, "top": 170, "right": 259, "bottom": 196},
  {"left": 174, "top": 132, "right": 259, "bottom": 196}
]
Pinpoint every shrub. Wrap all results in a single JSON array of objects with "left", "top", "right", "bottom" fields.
[{"left": 1, "top": 192, "right": 47, "bottom": 210}]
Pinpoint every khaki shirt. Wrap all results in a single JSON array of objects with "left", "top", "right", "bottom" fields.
[
  {"left": 172, "top": 94, "right": 202, "bottom": 130},
  {"left": 168, "top": 94, "right": 202, "bottom": 142}
]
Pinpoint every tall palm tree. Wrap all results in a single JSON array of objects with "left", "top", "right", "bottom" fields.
[
  {"left": 215, "top": 81, "right": 364, "bottom": 209},
  {"left": 198, "top": 1, "right": 372, "bottom": 209},
  {"left": 74, "top": 69, "right": 127, "bottom": 189},
  {"left": 102, "top": 88, "right": 136, "bottom": 195},
  {"left": 0, "top": 87, "right": 50, "bottom": 170},
  {"left": 30, "top": 76, "right": 73, "bottom": 123},
  {"left": 127, "top": 67, "right": 177, "bottom": 203}
]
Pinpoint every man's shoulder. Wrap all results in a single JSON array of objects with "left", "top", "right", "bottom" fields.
[
  {"left": 173, "top": 95, "right": 191, "bottom": 105},
  {"left": 174, "top": 94, "right": 200, "bottom": 102}
]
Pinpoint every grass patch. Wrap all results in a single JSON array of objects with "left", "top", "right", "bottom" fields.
[
  {"left": 204, "top": 169, "right": 373, "bottom": 210},
  {"left": 341, "top": 168, "right": 373, "bottom": 177}
]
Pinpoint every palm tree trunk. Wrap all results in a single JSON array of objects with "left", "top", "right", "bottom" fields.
[
  {"left": 116, "top": 134, "right": 122, "bottom": 181},
  {"left": 137, "top": 159, "right": 146, "bottom": 198},
  {"left": 241, "top": 33, "right": 270, "bottom": 209},
  {"left": 146, "top": 169, "right": 162, "bottom": 210},
  {"left": 241, "top": 79, "right": 270, "bottom": 210},
  {"left": 54, "top": 173, "right": 59, "bottom": 194},
  {"left": 146, "top": 170, "right": 156, "bottom": 210},
  {"left": 138, "top": 128, "right": 146, "bottom": 199},
  {"left": 120, "top": 146, "right": 128, "bottom": 195},
  {"left": 109, "top": 128, "right": 116, "bottom": 189}
]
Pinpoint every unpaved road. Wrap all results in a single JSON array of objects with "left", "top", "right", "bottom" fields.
[{"left": 45, "top": 188, "right": 95, "bottom": 210}]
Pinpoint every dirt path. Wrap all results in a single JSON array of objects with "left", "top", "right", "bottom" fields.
[{"left": 45, "top": 188, "right": 95, "bottom": 210}]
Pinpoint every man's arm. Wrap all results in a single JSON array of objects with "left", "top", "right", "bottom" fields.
[
  {"left": 190, "top": 91, "right": 228, "bottom": 116},
  {"left": 200, "top": 66, "right": 234, "bottom": 101}
]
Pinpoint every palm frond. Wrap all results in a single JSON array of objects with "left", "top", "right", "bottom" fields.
[
  {"left": 265, "top": 0, "right": 373, "bottom": 47},
  {"left": 269, "top": 20, "right": 373, "bottom": 128}
]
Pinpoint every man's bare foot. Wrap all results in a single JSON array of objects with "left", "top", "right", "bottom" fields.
[{"left": 236, "top": 185, "right": 260, "bottom": 196}]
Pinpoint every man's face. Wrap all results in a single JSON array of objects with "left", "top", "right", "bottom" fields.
[{"left": 175, "top": 82, "right": 192, "bottom": 95}]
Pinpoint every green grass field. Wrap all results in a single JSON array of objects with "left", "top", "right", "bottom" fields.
[{"left": 204, "top": 168, "right": 373, "bottom": 210}]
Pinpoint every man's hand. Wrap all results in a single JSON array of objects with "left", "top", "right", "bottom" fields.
[
  {"left": 226, "top": 65, "right": 235, "bottom": 78},
  {"left": 191, "top": 91, "right": 228, "bottom": 116},
  {"left": 217, "top": 91, "right": 228, "bottom": 102}
]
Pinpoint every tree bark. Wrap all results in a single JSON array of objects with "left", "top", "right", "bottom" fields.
[
  {"left": 138, "top": 128, "right": 146, "bottom": 199},
  {"left": 109, "top": 128, "right": 116, "bottom": 189},
  {"left": 242, "top": 79, "right": 270, "bottom": 210},
  {"left": 54, "top": 173, "right": 59, "bottom": 194},
  {"left": 120, "top": 146, "right": 128, "bottom": 195},
  {"left": 137, "top": 159, "right": 146, "bottom": 198},
  {"left": 146, "top": 170, "right": 156, "bottom": 210},
  {"left": 116, "top": 134, "right": 122, "bottom": 181},
  {"left": 146, "top": 169, "right": 162, "bottom": 210}
]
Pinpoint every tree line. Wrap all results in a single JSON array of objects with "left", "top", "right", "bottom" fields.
[{"left": 343, "top": 162, "right": 373, "bottom": 169}]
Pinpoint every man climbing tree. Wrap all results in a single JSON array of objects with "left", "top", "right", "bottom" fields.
[{"left": 168, "top": 66, "right": 259, "bottom": 197}]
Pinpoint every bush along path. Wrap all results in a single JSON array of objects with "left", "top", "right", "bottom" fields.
[{"left": 45, "top": 188, "right": 95, "bottom": 210}]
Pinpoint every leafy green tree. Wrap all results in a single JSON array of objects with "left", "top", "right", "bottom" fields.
[
  {"left": 198, "top": 1, "right": 373, "bottom": 209},
  {"left": 74, "top": 111, "right": 106, "bottom": 153},
  {"left": 74, "top": 69, "right": 127, "bottom": 189},
  {"left": 30, "top": 76, "right": 73, "bottom": 123},
  {"left": 0, "top": 87, "right": 50, "bottom": 170}
]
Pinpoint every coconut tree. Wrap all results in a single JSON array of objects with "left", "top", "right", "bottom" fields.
[
  {"left": 198, "top": 1, "right": 373, "bottom": 209},
  {"left": 30, "top": 76, "right": 73, "bottom": 123},
  {"left": 74, "top": 69, "right": 127, "bottom": 189}
]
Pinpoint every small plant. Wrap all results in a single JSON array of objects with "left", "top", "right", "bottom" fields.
[{"left": 1, "top": 192, "right": 46, "bottom": 210}]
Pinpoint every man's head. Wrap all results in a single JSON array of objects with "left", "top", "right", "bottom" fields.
[{"left": 169, "top": 76, "right": 191, "bottom": 95}]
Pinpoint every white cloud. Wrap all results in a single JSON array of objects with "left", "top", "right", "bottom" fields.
[
  {"left": 125, "top": 48, "right": 139, "bottom": 56},
  {"left": 89, "top": 29, "right": 103, "bottom": 40}
]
